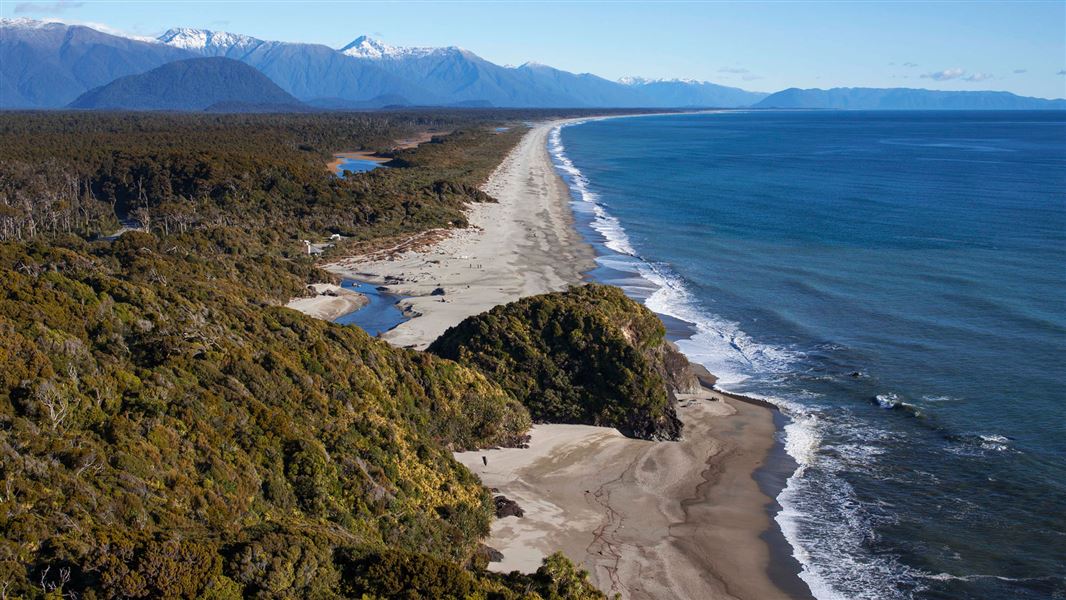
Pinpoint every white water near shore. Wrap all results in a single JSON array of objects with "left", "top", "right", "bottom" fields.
[
  {"left": 549, "top": 111, "right": 1066, "bottom": 600},
  {"left": 546, "top": 119, "right": 846, "bottom": 599}
]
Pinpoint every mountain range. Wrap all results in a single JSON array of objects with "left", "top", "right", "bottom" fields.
[
  {"left": 755, "top": 87, "right": 1066, "bottom": 110},
  {"left": 1, "top": 18, "right": 1063, "bottom": 111},
  {"left": 0, "top": 18, "right": 192, "bottom": 107}
]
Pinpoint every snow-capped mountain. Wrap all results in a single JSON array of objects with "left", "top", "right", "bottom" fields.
[
  {"left": 339, "top": 35, "right": 452, "bottom": 60},
  {"left": 1, "top": 17, "right": 59, "bottom": 29},
  {"left": 2, "top": 19, "right": 773, "bottom": 109},
  {"left": 158, "top": 27, "right": 263, "bottom": 55},
  {"left": 338, "top": 35, "right": 546, "bottom": 106},
  {"left": 334, "top": 34, "right": 768, "bottom": 108},
  {"left": 0, "top": 18, "right": 194, "bottom": 108},
  {"left": 157, "top": 28, "right": 435, "bottom": 104},
  {"left": 619, "top": 76, "right": 700, "bottom": 86},
  {"left": 339, "top": 35, "right": 397, "bottom": 59}
]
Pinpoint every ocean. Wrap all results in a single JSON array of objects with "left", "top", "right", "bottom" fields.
[{"left": 550, "top": 111, "right": 1066, "bottom": 600}]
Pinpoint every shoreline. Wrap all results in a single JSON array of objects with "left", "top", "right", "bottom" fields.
[
  {"left": 325, "top": 120, "right": 596, "bottom": 349},
  {"left": 455, "top": 385, "right": 800, "bottom": 600},
  {"left": 327, "top": 130, "right": 445, "bottom": 175},
  {"left": 284, "top": 283, "right": 367, "bottom": 321},
  {"left": 326, "top": 117, "right": 804, "bottom": 599},
  {"left": 327, "top": 150, "right": 389, "bottom": 175}
]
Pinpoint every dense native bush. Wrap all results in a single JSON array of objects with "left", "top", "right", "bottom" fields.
[
  {"left": 0, "top": 231, "right": 540, "bottom": 596},
  {"left": 430, "top": 284, "right": 694, "bottom": 440},
  {"left": 0, "top": 110, "right": 644, "bottom": 243},
  {"left": 0, "top": 110, "right": 603, "bottom": 598},
  {"left": 339, "top": 548, "right": 604, "bottom": 600}
]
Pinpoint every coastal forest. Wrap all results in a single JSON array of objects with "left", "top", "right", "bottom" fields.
[
  {"left": 430, "top": 284, "right": 696, "bottom": 441},
  {"left": 0, "top": 110, "right": 621, "bottom": 599}
]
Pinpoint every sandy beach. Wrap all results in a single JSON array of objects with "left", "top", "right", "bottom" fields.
[
  {"left": 326, "top": 120, "right": 595, "bottom": 349},
  {"left": 324, "top": 119, "right": 800, "bottom": 599},
  {"left": 456, "top": 387, "right": 791, "bottom": 600},
  {"left": 285, "top": 283, "right": 367, "bottom": 321}
]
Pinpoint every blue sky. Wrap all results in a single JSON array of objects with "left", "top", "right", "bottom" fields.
[{"left": 6, "top": 0, "right": 1066, "bottom": 98}]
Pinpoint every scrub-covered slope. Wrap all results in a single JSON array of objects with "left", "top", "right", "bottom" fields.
[{"left": 430, "top": 284, "right": 698, "bottom": 441}]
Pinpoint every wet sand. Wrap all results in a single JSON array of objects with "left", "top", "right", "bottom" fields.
[{"left": 456, "top": 386, "right": 796, "bottom": 600}]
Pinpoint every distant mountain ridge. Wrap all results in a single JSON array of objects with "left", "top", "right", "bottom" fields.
[
  {"left": 619, "top": 77, "right": 768, "bottom": 108},
  {"left": 2, "top": 19, "right": 1063, "bottom": 111},
  {"left": 69, "top": 56, "right": 305, "bottom": 111},
  {"left": 756, "top": 87, "right": 1066, "bottom": 110}
]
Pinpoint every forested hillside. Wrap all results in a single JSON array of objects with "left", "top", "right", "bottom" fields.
[
  {"left": 68, "top": 57, "right": 306, "bottom": 111},
  {"left": 0, "top": 110, "right": 607, "bottom": 598}
]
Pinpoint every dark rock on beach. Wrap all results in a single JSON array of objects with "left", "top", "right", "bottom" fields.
[{"left": 494, "top": 495, "right": 524, "bottom": 518}]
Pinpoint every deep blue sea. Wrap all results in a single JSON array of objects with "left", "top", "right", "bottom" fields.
[{"left": 551, "top": 111, "right": 1066, "bottom": 600}]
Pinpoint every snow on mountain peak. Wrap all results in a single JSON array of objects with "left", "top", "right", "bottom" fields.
[
  {"left": 0, "top": 17, "right": 62, "bottom": 29},
  {"left": 340, "top": 35, "right": 398, "bottom": 58},
  {"left": 340, "top": 35, "right": 464, "bottom": 60},
  {"left": 1, "top": 17, "right": 160, "bottom": 43},
  {"left": 158, "top": 27, "right": 261, "bottom": 51},
  {"left": 619, "top": 75, "right": 703, "bottom": 86}
]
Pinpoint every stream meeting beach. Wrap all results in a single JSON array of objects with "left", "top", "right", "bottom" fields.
[{"left": 297, "top": 119, "right": 801, "bottom": 600}]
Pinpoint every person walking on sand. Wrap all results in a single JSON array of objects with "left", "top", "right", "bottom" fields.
[{"left": 482, "top": 456, "right": 488, "bottom": 466}]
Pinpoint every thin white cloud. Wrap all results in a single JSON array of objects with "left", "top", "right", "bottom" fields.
[
  {"left": 922, "top": 67, "right": 965, "bottom": 81},
  {"left": 921, "top": 68, "right": 995, "bottom": 82},
  {"left": 1058, "top": 70, "right": 1066, "bottom": 76},
  {"left": 1013, "top": 69, "right": 1027, "bottom": 74},
  {"left": 903, "top": 62, "right": 919, "bottom": 68},
  {"left": 14, "top": 1, "right": 82, "bottom": 13}
]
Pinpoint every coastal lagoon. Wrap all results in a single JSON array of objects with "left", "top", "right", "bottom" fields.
[
  {"left": 552, "top": 111, "right": 1066, "bottom": 600},
  {"left": 333, "top": 279, "right": 409, "bottom": 336},
  {"left": 331, "top": 154, "right": 388, "bottom": 177}
]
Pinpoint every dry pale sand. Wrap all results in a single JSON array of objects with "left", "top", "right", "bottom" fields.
[
  {"left": 455, "top": 387, "right": 791, "bottom": 600},
  {"left": 285, "top": 283, "right": 367, "bottom": 321},
  {"left": 326, "top": 120, "right": 595, "bottom": 349}
]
